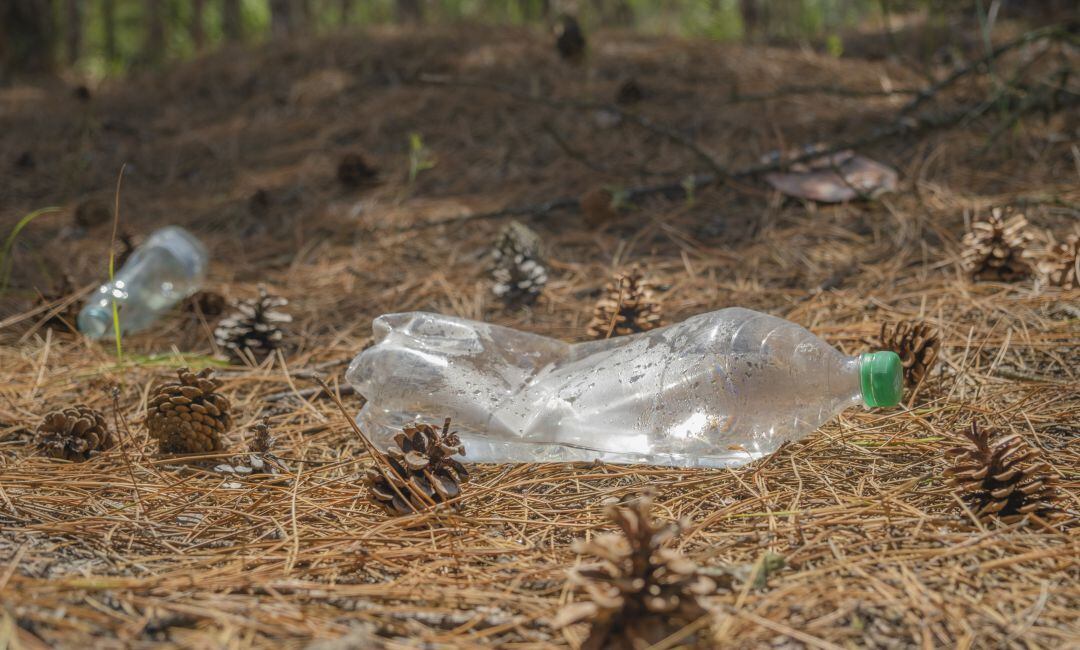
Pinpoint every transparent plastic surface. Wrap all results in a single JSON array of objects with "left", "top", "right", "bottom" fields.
[
  {"left": 348, "top": 309, "right": 869, "bottom": 468},
  {"left": 78, "top": 227, "right": 208, "bottom": 339}
]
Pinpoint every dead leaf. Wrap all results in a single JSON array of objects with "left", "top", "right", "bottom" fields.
[{"left": 764, "top": 148, "right": 898, "bottom": 203}]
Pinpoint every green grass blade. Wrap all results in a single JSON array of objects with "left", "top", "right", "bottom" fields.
[{"left": 0, "top": 206, "right": 62, "bottom": 294}]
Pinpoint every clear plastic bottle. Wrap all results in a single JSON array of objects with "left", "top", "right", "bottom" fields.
[
  {"left": 347, "top": 309, "right": 903, "bottom": 468},
  {"left": 78, "top": 226, "right": 208, "bottom": 339}
]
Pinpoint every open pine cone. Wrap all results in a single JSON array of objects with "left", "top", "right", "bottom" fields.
[
  {"left": 34, "top": 405, "right": 113, "bottom": 461},
  {"left": 248, "top": 419, "right": 276, "bottom": 455},
  {"left": 364, "top": 418, "right": 470, "bottom": 516},
  {"left": 880, "top": 321, "right": 939, "bottom": 388},
  {"left": 147, "top": 368, "right": 232, "bottom": 455},
  {"left": 944, "top": 423, "right": 1061, "bottom": 524},
  {"left": 183, "top": 290, "right": 227, "bottom": 319},
  {"left": 337, "top": 152, "right": 379, "bottom": 188},
  {"left": 580, "top": 187, "right": 618, "bottom": 228},
  {"left": 33, "top": 274, "right": 80, "bottom": 332},
  {"left": 216, "top": 419, "right": 279, "bottom": 477},
  {"left": 553, "top": 495, "right": 716, "bottom": 650},
  {"left": 214, "top": 287, "right": 292, "bottom": 363},
  {"left": 554, "top": 15, "right": 586, "bottom": 63},
  {"left": 1031, "top": 233, "right": 1079, "bottom": 290},
  {"left": 960, "top": 209, "right": 1032, "bottom": 282},
  {"left": 491, "top": 221, "right": 548, "bottom": 304},
  {"left": 587, "top": 266, "right": 664, "bottom": 339}
]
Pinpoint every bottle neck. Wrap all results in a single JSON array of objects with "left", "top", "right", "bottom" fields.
[{"left": 77, "top": 304, "right": 113, "bottom": 339}]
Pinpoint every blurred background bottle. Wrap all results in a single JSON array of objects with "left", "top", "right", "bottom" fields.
[{"left": 78, "top": 226, "right": 207, "bottom": 339}]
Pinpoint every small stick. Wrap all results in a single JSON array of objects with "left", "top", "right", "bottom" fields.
[
  {"left": 310, "top": 374, "right": 436, "bottom": 512},
  {"left": 264, "top": 384, "right": 357, "bottom": 403},
  {"left": 111, "top": 386, "right": 146, "bottom": 519}
]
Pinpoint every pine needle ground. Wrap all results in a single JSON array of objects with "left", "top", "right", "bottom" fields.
[{"left": 1, "top": 23, "right": 1077, "bottom": 648}]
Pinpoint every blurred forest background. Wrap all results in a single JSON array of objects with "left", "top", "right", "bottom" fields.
[{"left": 3, "top": 0, "right": 1074, "bottom": 81}]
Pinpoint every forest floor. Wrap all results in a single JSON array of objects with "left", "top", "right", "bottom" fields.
[{"left": 1, "top": 22, "right": 1078, "bottom": 649}]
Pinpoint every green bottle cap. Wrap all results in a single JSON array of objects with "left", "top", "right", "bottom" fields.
[{"left": 859, "top": 352, "right": 903, "bottom": 408}]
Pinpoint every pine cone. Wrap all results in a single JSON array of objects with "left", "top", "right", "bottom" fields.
[
  {"left": 33, "top": 274, "right": 80, "bottom": 332},
  {"left": 214, "top": 287, "right": 292, "bottom": 363},
  {"left": 73, "top": 198, "right": 111, "bottom": 229},
  {"left": 880, "top": 321, "right": 939, "bottom": 388},
  {"left": 960, "top": 209, "right": 1032, "bottom": 282},
  {"left": 183, "top": 291, "right": 227, "bottom": 319},
  {"left": 555, "top": 15, "right": 586, "bottom": 63},
  {"left": 364, "top": 418, "right": 470, "bottom": 516},
  {"left": 587, "top": 267, "right": 664, "bottom": 339},
  {"left": 1032, "top": 234, "right": 1079, "bottom": 289},
  {"left": 337, "top": 152, "right": 379, "bottom": 188},
  {"left": 248, "top": 419, "right": 276, "bottom": 455},
  {"left": 491, "top": 221, "right": 548, "bottom": 304},
  {"left": 147, "top": 367, "right": 232, "bottom": 455},
  {"left": 580, "top": 187, "right": 618, "bottom": 228},
  {"left": 113, "top": 232, "right": 139, "bottom": 269},
  {"left": 34, "top": 405, "right": 113, "bottom": 461},
  {"left": 615, "top": 78, "right": 644, "bottom": 105},
  {"left": 944, "top": 423, "right": 1061, "bottom": 524},
  {"left": 553, "top": 495, "right": 716, "bottom": 649}
]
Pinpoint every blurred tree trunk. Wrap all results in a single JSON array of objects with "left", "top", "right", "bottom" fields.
[
  {"left": 65, "top": 0, "right": 82, "bottom": 66},
  {"left": 516, "top": 0, "right": 550, "bottom": 21},
  {"left": 191, "top": 0, "right": 206, "bottom": 49},
  {"left": 102, "top": 0, "right": 117, "bottom": 62},
  {"left": 0, "top": 0, "right": 56, "bottom": 78},
  {"left": 396, "top": 0, "right": 423, "bottom": 24},
  {"left": 222, "top": 0, "right": 243, "bottom": 41},
  {"left": 143, "top": 0, "right": 165, "bottom": 65},
  {"left": 291, "top": 0, "right": 310, "bottom": 33},
  {"left": 611, "top": 0, "right": 633, "bottom": 26},
  {"left": 739, "top": 0, "right": 760, "bottom": 38},
  {"left": 590, "top": 0, "right": 633, "bottom": 26},
  {"left": 339, "top": 0, "right": 353, "bottom": 24},
  {"left": 270, "top": 0, "right": 292, "bottom": 36}
]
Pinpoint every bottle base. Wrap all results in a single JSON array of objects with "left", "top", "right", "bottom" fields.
[{"left": 457, "top": 435, "right": 767, "bottom": 468}]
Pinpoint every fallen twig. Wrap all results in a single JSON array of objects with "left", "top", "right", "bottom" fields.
[{"left": 264, "top": 384, "right": 357, "bottom": 403}]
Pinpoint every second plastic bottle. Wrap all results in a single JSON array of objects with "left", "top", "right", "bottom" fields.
[{"left": 78, "top": 226, "right": 207, "bottom": 339}]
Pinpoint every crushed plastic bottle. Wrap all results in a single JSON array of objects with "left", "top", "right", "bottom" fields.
[
  {"left": 347, "top": 309, "right": 903, "bottom": 468},
  {"left": 78, "top": 226, "right": 208, "bottom": 339}
]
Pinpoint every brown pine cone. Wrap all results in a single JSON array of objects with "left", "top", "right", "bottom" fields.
[
  {"left": 580, "top": 187, "right": 618, "bottom": 228},
  {"left": 73, "top": 198, "right": 111, "bottom": 229},
  {"left": 960, "top": 209, "right": 1032, "bottom": 282},
  {"left": 33, "top": 274, "right": 80, "bottom": 332},
  {"left": 586, "top": 266, "right": 664, "bottom": 339},
  {"left": 615, "top": 78, "right": 644, "bottom": 105},
  {"left": 944, "top": 423, "right": 1062, "bottom": 524},
  {"left": 337, "top": 152, "right": 379, "bottom": 188},
  {"left": 34, "top": 405, "right": 113, "bottom": 461},
  {"left": 1032, "top": 234, "right": 1079, "bottom": 289},
  {"left": 555, "top": 15, "right": 586, "bottom": 63},
  {"left": 248, "top": 419, "right": 276, "bottom": 455},
  {"left": 147, "top": 367, "right": 232, "bottom": 455},
  {"left": 364, "top": 418, "right": 470, "bottom": 516},
  {"left": 183, "top": 291, "right": 227, "bottom": 319},
  {"left": 880, "top": 321, "right": 940, "bottom": 388},
  {"left": 553, "top": 494, "right": 716, "bottom": 649}
]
